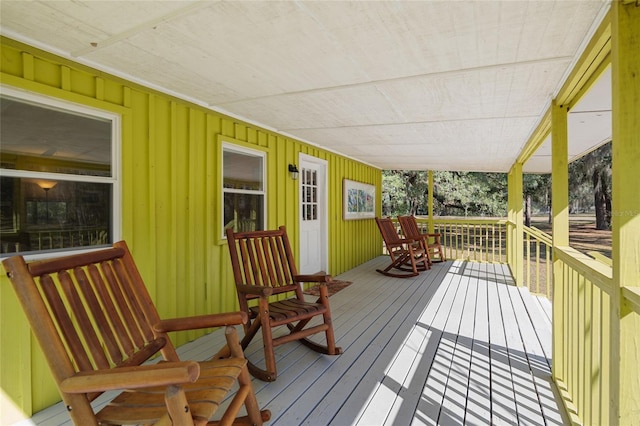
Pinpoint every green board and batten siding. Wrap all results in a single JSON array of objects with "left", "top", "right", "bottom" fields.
[{"left": 0, "top": 36, "right": 382, "bottom": 414}]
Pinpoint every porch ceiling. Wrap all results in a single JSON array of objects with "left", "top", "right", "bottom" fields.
[{"left": 0, "top": 1, "right": 611, "bottom": 173}]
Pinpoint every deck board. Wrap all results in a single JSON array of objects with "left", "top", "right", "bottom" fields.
[
  {"left": 438, "top": 262, "right": 478, "bottom": 424},
  {"left": 465, "top": 266, "right": 492, "bottom": 425},
  {"left": 24, "top": 257, "right": 566, "bottom": 426},
  {"left": 487, "top": 271, "right": 519, "bottom": 425}
]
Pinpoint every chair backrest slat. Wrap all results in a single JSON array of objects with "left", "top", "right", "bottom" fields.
[
  {"left": 263, "top": 237, "right": 280, "bottom": 287},
  {"left": 74, "top": 266, "right": 124, "bottom": 365},
  {"left": 274, "top": 234, "right": 293, "bottom": 284},
  {"left": 40, "top": 273, "right": 96, "bottom": 372},
  {"left": 242, "top": 238, "right": 259, "bottom": 286},
  {"left": 254, "top": 238, "right": 270, "bottom": 286},
  {"left": 59, "top": 269, "right": 111, "bottom": 370},
  {"left": 376, "top": 217, "right": 402, "bottom": 246},
  {"left": 112, "top": 259, "right": 156, "bottom": 343},
  {"left": 86, "top": 263, "right": 135, "bottom": 359},
  {"left": 226, "top": 226, "right": 299, "bottom": 300},
  {"left": 398, "top": 215, "right": 421, "bottom": 239},
  {"left": 100, "top": 260, "right": 147, "bottom": 349}
]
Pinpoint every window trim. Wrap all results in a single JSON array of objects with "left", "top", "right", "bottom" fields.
[
  {"left": 0, "top": 85, "right": 122, "bottom": 260},
  {"left": 220, "top": 140, "right": 267, "bottom": 241}
]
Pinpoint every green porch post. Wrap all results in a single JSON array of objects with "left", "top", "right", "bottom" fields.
[
  {"left": 428, "top": 170, "right": 434, "bottom": 234},
  {"left": 507, "top": 167, "right": 515, "bottom": 267},
  {"left": 507, "top": 163, "right": 524, "bottom": 286},
  {"left": 551, "top": 98, "right": 569, "bottom": 386},
  {"left": 611, "top": 1, "right": 640, "bottom": 424}
]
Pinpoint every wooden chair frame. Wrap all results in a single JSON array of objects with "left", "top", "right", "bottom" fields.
[
  {"left": 375, "top": 217, "right": 430, "bottom": 278},
  {"left": 2, "top": 241, "right": 270, "bottom": 425},
  {"left": 226, "top": 226, "right": 342, "bottom": 382},
  {"left": 398, "top": 215, "right": 446, "bottom": 263}
]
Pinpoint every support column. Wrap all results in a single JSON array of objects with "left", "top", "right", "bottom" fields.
[
  {"left": 507, "top": 169, "right": 514, "bottom": 266},
  {"left": 513, "top": 163, "right": 523, "bottom": 287},
  {"left": 507, "top": 163, "right": 524, "bottom": 286},
  {"left": 551, "top": 100, "right": 570, "bottom": 248},
  {"left": 551, "top": 98, "right": 569, "bottom": 385},
  {"left": 428, "top": 171, "right": 434, "bottom": 234},
  {"left": 611, "top": 2, "right": 640, "bottom": 424}
]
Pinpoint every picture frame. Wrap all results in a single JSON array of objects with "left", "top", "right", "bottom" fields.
[{"left": 343, "top": 179, "right": 375, "bottom": 220}]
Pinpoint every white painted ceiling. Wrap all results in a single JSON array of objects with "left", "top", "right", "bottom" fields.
[{"left": 0, "top": 0, "right": 612, "bottom": 173}]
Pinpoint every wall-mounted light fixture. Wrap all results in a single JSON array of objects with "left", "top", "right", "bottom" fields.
[{"left": 288, "top": 164, "right": 299, "bottom": 180}]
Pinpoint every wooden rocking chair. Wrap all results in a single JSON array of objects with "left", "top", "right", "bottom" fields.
[
  {"left": 226, "top": 226, "right": 342, "bottom": 382},
  {"left": 2, "top": 241, "right": 270, "bottom": 426},
  {"left": 398, "top": 215, "right": 446, "bottom": 263},
  {"left": 375, "top": 217, "right": 430, "bottom": 278}
]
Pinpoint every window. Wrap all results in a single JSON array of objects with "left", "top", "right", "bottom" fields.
[
  {"left": 0, "top": 88, "right": 119, "bottom": 256},
  {"left": 222, "top": 143, "right": 265, "bottom": 235}
]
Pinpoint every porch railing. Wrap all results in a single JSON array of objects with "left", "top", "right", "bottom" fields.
[
  {"left": 398, "top": 217, "right": 507, "bottom": 263},
  {"left": 553, "top": 246, "right": 612, "bottom": 424},
  {"left": 552, "top": 246, "right": 640, "bottom": 425},
  {"left": 523, "top": 225, "right": 553, "bottom": 299},
  {"left": 402, "top": 219, "right": 552, "bottom": 297},
  {"left": 389, "top": 215, "right": 637, "bottom": 424}
]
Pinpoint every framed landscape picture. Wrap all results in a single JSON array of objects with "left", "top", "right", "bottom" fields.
[{"left": 343, "top": 179, "right": 375, "bottom": 220}]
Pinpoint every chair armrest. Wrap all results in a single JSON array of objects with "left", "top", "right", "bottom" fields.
[
  {"left": 236, "top": 284, "right": 274, "bottom": 297},
  {"left": 294, "top": 274, "right": 332, "bottom": 283},
  {"left": 422, "top": 233, "right": 442, "bottom": 243},
  {"left": 155, "top": 312, "right": 248, "bottom": 333},
  {"left": 396, "top": 238, "right": 417, "bottom": 245},
  {"left": 59, "top": 362, "right": 200, "bottom": 394}
]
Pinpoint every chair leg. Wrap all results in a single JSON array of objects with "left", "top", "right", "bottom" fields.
[
  {"left": 164, "top": 385, "right": 192, "bottom": 425},
  {"left": 422, "top": 241, "right": 433, "bottom": 267},
  {"left": 220, "top": 327, "right": 271, "bottom": 426},
  {"left": 238, "top": 312, "right": 278, "bottom": 382},
  {"left": 319, "top": 288, "right": 341, "bottom": 356},
  {"left": 376, "top": 251, "right": 420, "bottom": 277},
  {"left": 259, "top": 307, "right": 277, "bottom": 381},
  {"left": 376, "top": 268, "right": 418, "bottom": 278},
  {"left": 431, "top": 246, "right": 445, "bottom": 262},
  {"left": 240, "top": 317, "right": 262, "bottom": 350}
]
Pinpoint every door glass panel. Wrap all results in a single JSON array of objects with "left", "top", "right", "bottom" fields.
[{"left": 302, "top": 168, "right": 318, "bottom": 221}]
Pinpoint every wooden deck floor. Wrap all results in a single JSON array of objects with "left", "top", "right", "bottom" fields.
[{"left": 27, "top": 257, "right": 565, "bottom": 426}]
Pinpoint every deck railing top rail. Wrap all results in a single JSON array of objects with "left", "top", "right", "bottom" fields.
[
  {"left": 432, "top": 217, "right": 507, "bottom": 225},
  {"left": 524, "top": 225, "right": 553, "bottom": 246},
  {"left": 554, "top": 245, "right": 613, "bottom": 292}
]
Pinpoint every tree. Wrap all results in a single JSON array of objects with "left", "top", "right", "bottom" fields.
[
  {"left": 381, "top": 171, "right": 507, "bottom": 218},
  {"left": 523, "top": 174, "right": 551, "bottom": 226},
  {"left": 403, "top": 171, "right": 429, "bottom": 215},
  {"left": 381, "top": 171, "right": 406, "bottom": 216},
  {"left": 569, "top": 142, "right": 612, "bottom": 230}
]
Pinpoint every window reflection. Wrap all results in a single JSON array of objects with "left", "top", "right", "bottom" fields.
[{"left": 1, "top": 177, "right": 112, "bottom": 253}]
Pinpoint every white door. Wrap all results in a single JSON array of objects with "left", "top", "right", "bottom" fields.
[{"left": 299, "top": 155, "right": 328, "bottom": 274}]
